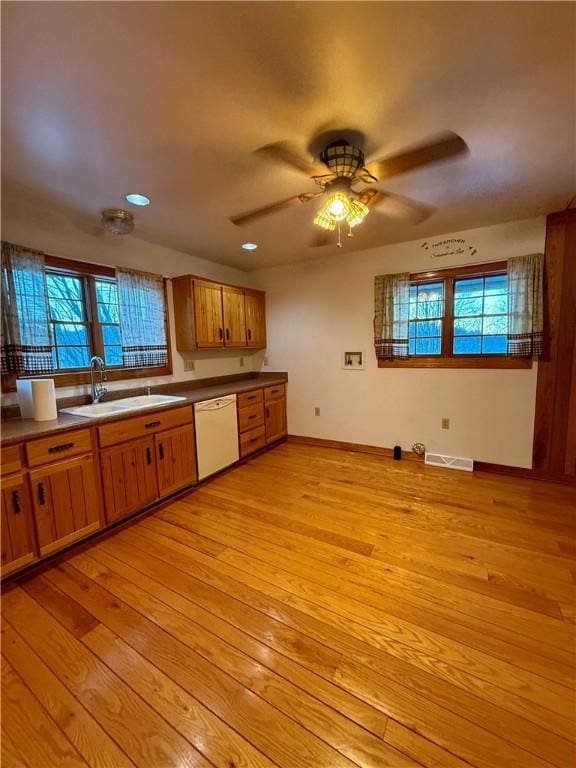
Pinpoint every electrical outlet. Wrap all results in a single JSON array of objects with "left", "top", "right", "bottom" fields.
[
  {"left": 239, "top": 357, "right": 244, "bottom": 367},
  {"left": 441, "top": 418, "right": 450, "bottom": 429},
  {"left": 263, "top": 356, "right": 269, "bottom": 366},
  {"left": 183, "top": 359, "right": 195, "bottom": 372},
  {"left": 314, "top": 407, "right": 320, "bottom": 416}
]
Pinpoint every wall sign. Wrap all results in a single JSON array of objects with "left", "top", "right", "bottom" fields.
[{"left": 421, "top": 238, "right": 477, "bottom": 258}]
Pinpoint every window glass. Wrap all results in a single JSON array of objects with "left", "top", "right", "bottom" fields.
[
  {"left": 408, "top": 282, "right": 444, "bottom": 355},
  {"left": 453, "top": 274, "right": 508, "bottom": 355},
  {"left": 46, "top": 273, "right": 91, "bottom": 369},
  {"left": 95, "top": 278, "right": 122, "bottom": 366}
]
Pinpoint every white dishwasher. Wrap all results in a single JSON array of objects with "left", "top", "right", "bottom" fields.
[{"left": 194, "top": 394, "right": 239, "bottom": 480}]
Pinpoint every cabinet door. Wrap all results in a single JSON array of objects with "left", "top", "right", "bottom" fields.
[
  {"left": 155, "top": 425, "right": 197, "bottom": 497},
  {"left": 265, "top": 397, "right": 287, "bottom": 444},
  {"left": 193, "top": 280, "right": 224, "bottom": 348},
  {"left": 100, "top": 437, "right": 158, "bottom": 524},
  {"left": 30, "top": 455, "right": 101, "bottom": 557},
  {"left": 222, "top": 286, "right": 247, "bottom": 347},
  {"left": 1, "top": 474, "right": 36, "bottom": 577},
  {"left": 245, "top": 290, "right": 266, "bottom": 348}
]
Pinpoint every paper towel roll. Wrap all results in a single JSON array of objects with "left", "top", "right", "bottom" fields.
[
  {"left": 31, "top": 378, "right": 58, "bottom": 421},
  {"left": 16, "top": 379, "right": 35, "bottom": 419}
]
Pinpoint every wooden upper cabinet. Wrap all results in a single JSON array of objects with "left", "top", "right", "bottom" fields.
[
  {"left": 194, "top": 280, "right": 225, "bottom": 348},
  {"left": 172, "top": 275, "right": 266, "bottom": 351},
  {"left": 245, "top": 290, "right": 266, "bottom": 348},
  {"left": 1, "top": 473, "right": 36, "bottom": 577},
  {"left": 29, "top": 454, "right": 101, "bottom": 557},
  {"left": 222, "top": 286, "right": 246, "bottom": 347}
]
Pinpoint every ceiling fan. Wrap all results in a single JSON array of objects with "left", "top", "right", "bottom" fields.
[{"left": 229, "top": 131, "right": 469, "bottom": 247}]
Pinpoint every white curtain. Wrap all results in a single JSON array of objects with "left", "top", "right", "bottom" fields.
[
  {"left": 117, "top": 268, "right": 168, "bottom": 368},
  {"left": 374, "top": 273, "right": 411, "bottom": 359},
  {"left": 1, "top": 241, "right": 53, "bottom": 375},
  {"left": 507, "top": 253, "right": 544, "bottom": 357}
]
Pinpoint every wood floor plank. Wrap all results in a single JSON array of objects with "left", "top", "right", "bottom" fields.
[
  {"left": 2, "top": 587, "right": 212, "bottom": 768},
  {"left": 44, "top": 560, "right": 363, "bottom": 768},
  {"left": 2, "top": 443, "right": 575, "bottom": 768},
  {"left": 113, "top": 521, "right": 574, "bottom": 741},
  {"left": 2, "top": 619, "right": 135, "bottom": 768},
  {"left": 1, "top": 657, "right": 89, "bottom": 768}
]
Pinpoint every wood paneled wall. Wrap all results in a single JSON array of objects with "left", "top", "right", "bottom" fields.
[{"left": 533, "top": 208, "right": 576, "bottom": 480}]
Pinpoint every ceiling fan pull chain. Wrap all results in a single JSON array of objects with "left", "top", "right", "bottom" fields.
[
  {"left": 337, "top": 221, "right": 342, "bottom": 248},
  {"left": 347, "top": 222, "right": 354, "bottom": 238}
]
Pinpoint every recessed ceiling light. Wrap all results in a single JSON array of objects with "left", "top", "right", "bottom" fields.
[
  {"left": 241, "top": 242, "right": 258, "bottom": 251},
  {"left": 125, "top": 193, "right": 150, "bottom": 206}
]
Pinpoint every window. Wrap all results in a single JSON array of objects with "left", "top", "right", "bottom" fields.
[
  {"left": 0, "top": 254, "right": 172, "bottom": 388},
  {"left": 379, "top": 261, "right": 530, "bottom": 369}
]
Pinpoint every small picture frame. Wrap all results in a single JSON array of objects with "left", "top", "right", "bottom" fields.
[{"left": 342, "top": 351, "right": 364, "bottom": 370}]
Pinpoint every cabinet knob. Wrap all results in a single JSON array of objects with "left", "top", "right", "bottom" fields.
[{"left": 11, "top": 490, "right": 20, "bottom": 514}]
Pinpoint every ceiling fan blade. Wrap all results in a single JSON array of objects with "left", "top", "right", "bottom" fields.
[
  {"left": 355, "top": 167, "right": 379, "bottom": 184},
  {"left": 361, "top": 189, "right": 434, "bottom": 223},
  {"left": 369, "top": 132, "right": 468, "bottom": 181},
  {"left": 310, "top": 229, "right": 333, "bottom": 248},
  {"left": 229, "top": 192, "right": 317, "bottom": 227},
  {"left": 254, "top": 142, "right": 325, "bottom": 177}
]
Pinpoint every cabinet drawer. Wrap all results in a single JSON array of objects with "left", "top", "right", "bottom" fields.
[
  {"left": 26, "top": 429, "right": 92, "bottom": 468},
  {"left": 98, "top": 405, "right": 193, "bottom": 448},
  {"left": 1, "top": 444, "right": 22, "bottom": 476},
  {"left": 264, "top": 384, "right": 285, "bottom": 402},
  {"left": 237, "top": 389, "right": 263, "bottom": 409},
  {"left": 240, "top": 425, "right": 266, "bottom": 457},
  {"left": 238, "top": 402, "right": 264, "bottom": 433}
]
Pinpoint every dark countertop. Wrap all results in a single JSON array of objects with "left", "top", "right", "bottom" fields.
[{"left": 1, "top": 372, "right": 287, "bottom": 446}]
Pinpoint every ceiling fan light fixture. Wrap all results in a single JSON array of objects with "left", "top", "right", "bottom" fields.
[
  {"left": 347, "top": 199, "right": 369, "bottom": 227},
  {"left": 313, "top": 206, "right": 337, "bottom": 231},
  {"left": 326, "top": 191, "right": 350, "bottom": 221}
]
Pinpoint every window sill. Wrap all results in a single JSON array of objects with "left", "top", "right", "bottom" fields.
[
  {"left": 378, "top": 356, "right": 532, "bottom": 369},
  {"left": 2, "top": 364, "right": 173, "bottom": 392}
]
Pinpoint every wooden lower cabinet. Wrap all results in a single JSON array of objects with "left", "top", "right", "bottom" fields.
[
  {"left": 1, "top": 473, "right": 36, "bottom": 577},
  {"left": 100, "top": 437, "right": 158, "bottom": 524},
  {"left": 265, "top": 396, "right": 287, "bottom": 444},
  {"left": 156, "top": 425, "right": 197, "bottom": 497},
  {"left": 29, "top": 454, "right": 101, "bottom": 557}
]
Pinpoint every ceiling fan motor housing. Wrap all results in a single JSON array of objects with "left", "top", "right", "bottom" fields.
[{"left": 320, "top": 140, "right": 365, "bottom": 178}]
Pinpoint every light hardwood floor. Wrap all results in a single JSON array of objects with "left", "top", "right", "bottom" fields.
[{"left": 2, "top": 442, "right": 575, "bottom": 768}]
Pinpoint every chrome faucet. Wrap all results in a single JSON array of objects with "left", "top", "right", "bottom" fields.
[{"left": 89, "top": 355, "right": 108, "bottom": 404}]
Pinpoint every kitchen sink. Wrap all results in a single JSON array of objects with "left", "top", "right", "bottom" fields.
[{"left": 61, "top": 394, "right": 187, "bottom": 419}]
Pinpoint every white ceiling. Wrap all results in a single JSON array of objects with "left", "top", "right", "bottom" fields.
[{"left": 2, "top": 2, "right": 575, "bottom": 270}]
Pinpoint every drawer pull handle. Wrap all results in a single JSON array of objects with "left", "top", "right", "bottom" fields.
[
  {"left": 37, "top": 482, "right": 46, "bottom": 506},
  {"left": 48, "top": 442, "right": 74, "bottom": 454},
  {"left": 249, "top": 438, "right": 259, "bottom": 444},
  {"left": 146, "top": 447, "right": 152, "bottom": 465},
  {"left": 248, "top": 414, "right": 257, "bottom": 420},
  {"left": 11, "top": 490, "right": 20, "bottom": 514},
  {"left": 145, "top": 421, "right": 161, "bottom": 429},
  {"left": 159, "top": 442, "right": 165, "bottom": 460},
  {"left": 247, "top": 395, "right": 256, "bottom": 400}
]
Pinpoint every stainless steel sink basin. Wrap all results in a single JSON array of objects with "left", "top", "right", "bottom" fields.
[{"left": 61, "top": 394, "right": 187, "bottom": 419}]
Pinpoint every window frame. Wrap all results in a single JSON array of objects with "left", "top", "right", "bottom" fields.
[
  {"left": 378, "top": 261, "right": 532, "bottom": 369},
  {"left": 2, "top": 254, "right": 172, "bottom": 391}
]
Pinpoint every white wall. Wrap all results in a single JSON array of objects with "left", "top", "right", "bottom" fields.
[
  {"left": 1, "top": 196, "right": 258, "bottom": 404},
  {"left": 252, "top": 217, "right": 545, "bottom": 468}
]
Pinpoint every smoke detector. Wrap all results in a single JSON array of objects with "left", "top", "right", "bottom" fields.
[{"left": 101, "top": 208, "right": 134, "bottom": 235}]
